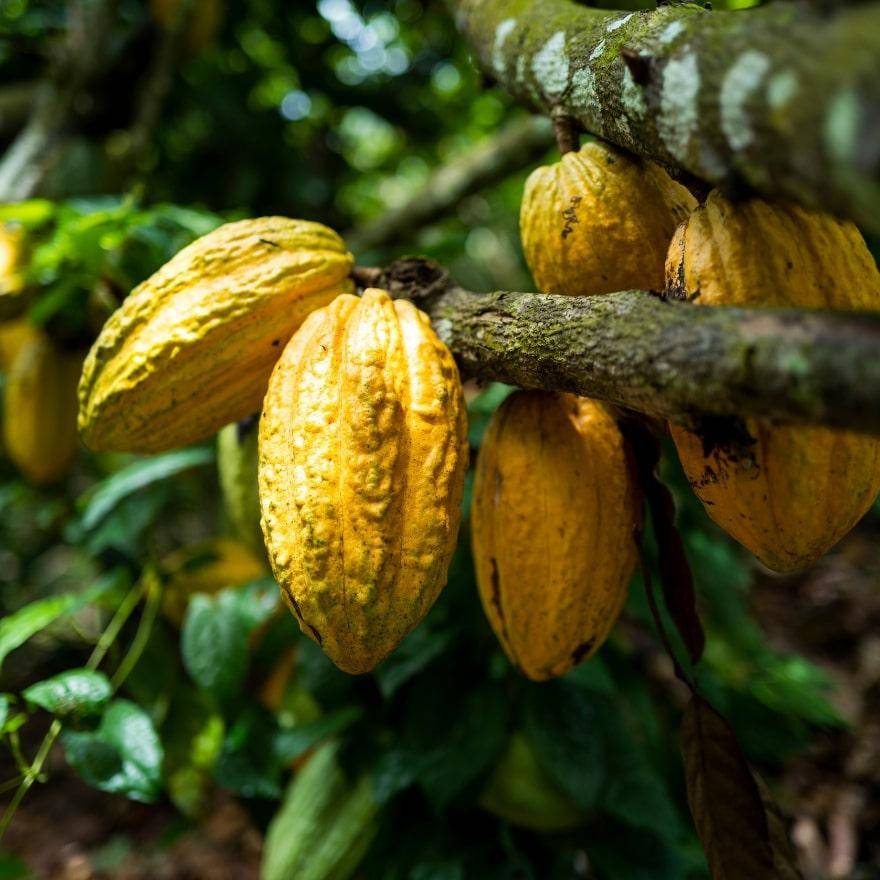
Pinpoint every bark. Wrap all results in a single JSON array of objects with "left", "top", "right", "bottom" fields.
[
  {"left": 365, "top": 259, "right": 880, "bottom": 435},
  {"left": 346, "top": 115, "right": 554, "bottom": 253},
  {"left": 447, "top": 0, "right": 880, "bottom": 232}
]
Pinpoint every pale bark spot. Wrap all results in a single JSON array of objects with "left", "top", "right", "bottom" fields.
[{"left": 720, "top": 50, "right": 771, "bottom": 151}]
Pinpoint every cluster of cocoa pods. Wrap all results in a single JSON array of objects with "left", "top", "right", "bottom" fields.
[{"left": 71, "top": 138, "right": 880, "bottom": 681}]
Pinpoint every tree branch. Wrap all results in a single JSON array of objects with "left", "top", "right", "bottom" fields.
[
  {"left": 0, "top": 0, "right": 118, "bottom": 201},
  {"left": 345, "top": 114, "right": 554, "bottom": 254},
  {"left": 370, "top": 258, "right": 880, "bottom": 435},
  {"left": 447, "top": 0, "right": 880, "bottom": 232}
]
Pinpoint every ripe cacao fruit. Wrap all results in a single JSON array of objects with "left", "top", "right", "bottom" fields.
[
  {"left": 217, "top": 417, "right": 264, "bottom": 556},
  {"left": 262, "top": 740, "right": 378, "bottom": 880},
  {"left": 667, "top": 192, "right": 880, "bottom": 572},
  {"left": 520, "top": 141, "right": 696, "bottom": 296},
  {"left": 471, "top": 391, "right": 639, "bottom": 681},
  {"left": 0, "top": 224, "right": 29, "bottom": 321},
  {"left": 0, "top": 319, "right": 39, "bottom": 372},
  {"left": 160, "top": 538, "right": 267, "bottom": 625},
  {"left": 478, "top": 733, "right": 585, "bottom": 831},
  {"left": 78, "top": 217, "right": 353, "bottom": 454},
  {"left": 3, "top": 331, "right": 83, "bottom": 485},
  {"left": 259, "top": 288, "right": 468, "bottom": 675}
]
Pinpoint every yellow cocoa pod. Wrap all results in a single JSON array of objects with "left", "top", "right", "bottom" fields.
[
  {"left": 471, "top": 391, "right": 639, "bottom": 681},
  {"left": 520, "top": 141, "right": 696, "bottom": 296},
  {"left": 78, "top": 218, "right": 354, "bottom": 454},
  {"left": 0, "top": 224, "right": 30, "bottom": 321},
  {"left": 0, "top": 319, "right": 39, "bottom": 372},
  {"left": 667, "top": 192, "right": 880, "bottom": 572},
  {"left": 161, "top": 537, "right": 267, "bottom": 626},
  {"left": 3, "top": 331, "right": 83, "bottom": 485},
  {"left": 259, "top": 288, "right": 468, "bottom": 675},
  {"left": 478, "top": 733, "right": 585, "bottom": 831},
  {"left": 217, "top": 417, "right": 264, "bottom": 556}
]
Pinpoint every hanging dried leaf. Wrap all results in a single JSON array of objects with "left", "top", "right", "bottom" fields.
[
  {"left": 625, "top": 421, "right": 705, "bottom": 665},
  {"left": 681, "top": 695, "right": 775, "bottom": 880}
]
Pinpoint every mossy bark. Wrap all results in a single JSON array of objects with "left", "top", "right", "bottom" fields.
[
  {"left": 448, "top": 0, "right": 880, "bottom": 232},
  {"left": 371, "top": 258, "right": 880, "bottom": 434}
]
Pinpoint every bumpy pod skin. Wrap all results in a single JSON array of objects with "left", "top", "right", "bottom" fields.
[
  {"left": 520, "top": 141, "right": 696, "bottom": 296},
  {"left": 217, "top": 418, "right": 264, "bottom": 556},
  {"left": 667, "top": 192, "right": 880, "bottom": 572},
  {"left": 78, "top": 217, "right": 354, "bottom": 454},
  {"left": 259, "top": 288, "right": 468, "bottom": 675},
  {"left": 471, "top": 391, "right": 639, "bottom": 681},
  {"left": 3, "top": 331, "right": 83, "bottom": 485}
]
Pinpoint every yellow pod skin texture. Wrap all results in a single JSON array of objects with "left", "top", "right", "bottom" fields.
[
  {"left": 520, "top": 141, "right": 696, "bottom": 296},
  {"left": 471, "top": 391, "right": 639, "bottom": 681},
  {"left": 667, "top": 192, "right": 880, "bottom": 572},
  {"left": 78, "top": 217, "right": 354, "bottom": 454},
  {"left": 3, "top": 331, "right": 83, "bottom": 485},
  {"left": 258, "top": 288, "right": 468, "bottom": 675}
]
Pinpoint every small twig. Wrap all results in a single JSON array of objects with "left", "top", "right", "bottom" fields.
[{"left": 551, "top": 108, "right": 580, "bottom": 155}]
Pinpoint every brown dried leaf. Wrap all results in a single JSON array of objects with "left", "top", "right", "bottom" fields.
[{"left": 681, "top": 695, "right": 775, "bottom": 880}]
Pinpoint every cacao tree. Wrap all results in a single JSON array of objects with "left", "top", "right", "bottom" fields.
[{"left": 0, "top": 1, "right": 877, "bottom": 878}]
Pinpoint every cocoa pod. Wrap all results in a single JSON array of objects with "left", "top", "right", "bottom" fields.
[
  {"left": 471, "top": 391, "right": 639, "bottom": 681},
  {"left": 520, "top": 141, "right": 695, "bottom": 296},
  {"left": 78, "top": 217, "right": 353, "bottom": 453},
  {"left": 3, "top": 330, "right": 83, "bottom": 485},
  {"left": 217, "top": 417, "right": 264, "bottom": 556},
  {"left": 259, "top": 288, "right": 468, "bottom": 674},
  {"left": 667, "top": 192, "right": 880, "bottom": 572}
]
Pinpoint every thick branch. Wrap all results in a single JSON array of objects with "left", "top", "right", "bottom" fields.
[
  {"left": 373, "top": 259, "right": 880, "bottom": 434},
  {"left": 346, "top": 115, "right": 554, "bottom": 254},
  {"left": 448, "top": 0, "right": 880, "bottom": 232}
]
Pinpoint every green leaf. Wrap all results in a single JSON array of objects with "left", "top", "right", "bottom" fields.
[
  {"left": 180, "top": 581, "right": 277, "bottom": 699},
  {"left": 0, "top": 852, "right": 35, "bottom": 879},
  {"left": 78, "top": 448, "right": 214, "bottom": 531},
  {"left": 0, "top": 199, "right": 55, "bottom": 228},
  {"left": 63, "top": 699, "right": 164, "bottom": 802},
  {"left": 23, "top": 669, "right": 112, "bottom": 719},
  {"left": 0, "top": 695, "right": 9, "bottom": 729},
  {"left": 374, "top": 624, "right": 454, "bottom": 699},
  {"left": 181, "top": 594, "right": 249, "bottom": 698},
  {"left": 523, "top": 681, "right": 606, "bottom": 811},
  {"left": 214, "top": 708, "right": 284, "bottom": 799},
  {"left": 0, "top": 578, "right": 114, "bottom": 672},
  {"left": 274, "top": 707, "right": 362, "bottom": 763}
]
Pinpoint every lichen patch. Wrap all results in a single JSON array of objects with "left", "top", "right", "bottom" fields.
[
  {"left": 766, "top": 69, "right": 798, "bottom": 111},
  {"left": 620, "top": 64, "right": 647, "bottom": 120},
  {"left": 659, "top": 50, "right": 699, "bottom": 164},
  {"left": 657, "top": 20, "right": 685, "bottom": 46},
  {"left": 825, "top": 88, "right": 860, "bottom": 165},
  {"left": 606, "top": 13, "right": 635, "bottom": 32},
  {"left": 571, "top": 66, "right": 604, "bottom": 134},
  {"left": 720, "top": 50, "right": 771, "bottom": 151},
  {"left": 492, "top": 18, "right": 517, "bottom": 78},
  {"left": 532, "top": 30, "right": 570, "bottom": 100}
]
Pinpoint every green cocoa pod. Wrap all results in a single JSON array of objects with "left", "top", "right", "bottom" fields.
[
  {"left": 217, "top": 416, "right": 264, "bottom": 556},
  {"left": 262, "top": 740, "right": 379, "bottom": 880},
  {"left": 478, "top": 733, "right": 585, "bottom": 831}
]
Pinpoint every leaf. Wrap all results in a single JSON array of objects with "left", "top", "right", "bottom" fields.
[
  {"left": 180, "top": 581, "right": 278, "bottom": 699},
  {"left": 681, "top": 695, "right": 774, "bottom": 879},
  {"left": 213, "top": 708, "right": 283, "bottom": 799},
  {"left": 77, "top": 448, "right": 214, "bottom": 531},
  {"left": 63, "top": 699, "right": 164, "bottom": 802},
  {"left": 181, "top": 594, "right": 249, "bottom": 698},
  {"left": 374, "top": 623, "right": 454, "bottom": 698},
  {"left": 274, "top": 707, "right": 362, "bottom": 763},
  {"left": 626, "top": 423, "right": 705, "bottom": 665},
  {"left": 0, "top": 578, "right": 113, "bottom": 672},
  {"left": 523, "top": 681, "right": 605, "bottom": 811},
  {"left": 23, "top": 669, "right": 112, "bottom": 718},
  {"left": 754, "top": 773, "right": 805, "bottom": 880}
]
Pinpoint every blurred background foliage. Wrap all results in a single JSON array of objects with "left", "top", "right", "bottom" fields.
[{"left": 0, "top": 1, "right": 876, "bottom": 879}]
